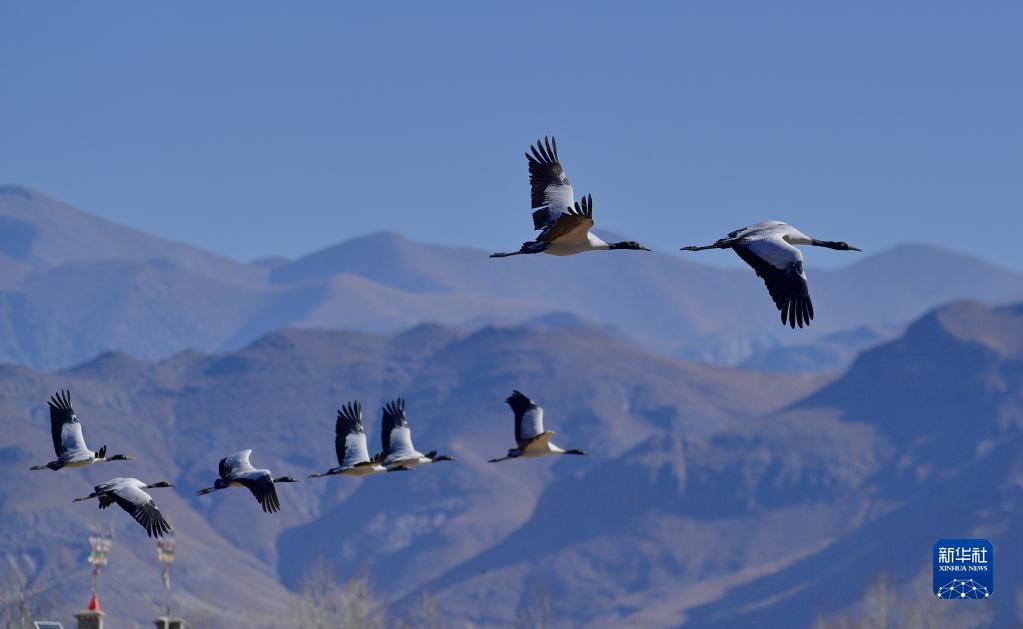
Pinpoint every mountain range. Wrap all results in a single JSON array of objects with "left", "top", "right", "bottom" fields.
[
  {"left": 2, "top": 185, "right": 1021, "bottom": 372},
  {"left": 2, "top": 319, "right": 822, "bottom": 625},
  {"left": 5, "top": 299, "right": 1023, "bottom": 626}
]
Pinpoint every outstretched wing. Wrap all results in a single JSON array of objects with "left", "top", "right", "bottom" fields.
[
  {"left": 47, "top": 389, "right": 88, "bottom": 458},
  {"left": 219, "top": 449, "right": 256, "bottom": 480},
  {"left": 111, "top": 484, "right": 173, "bottom": 538},
  {"left": 380, "top": 398, "right": 421, "bottom": 462},
  {"left": 526, "top": 136, "right": 575, "bottom": 230},
  {"left": 506, "top": 390, "right": 544, "bottom": 443},
  {"left": 540, "top": 194, "right": 594, "bottom": 244},
  {"left": 93, "top": 477, "right": 128, "bottom": 495},
  {"left": 239, "top": 473, "right": 281, "bottom": 513},
  {"left": 733, "top": 236, "right": 814, "bottom": 328},
  {"left": 336, "top": 401, "right": 371, "bottom": 468},
  {"left": 727, "top": 221, "right": 786, "bottom": 240}
]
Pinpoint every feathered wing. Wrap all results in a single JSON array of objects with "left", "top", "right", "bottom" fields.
[
  {"left": 380, "top": 398, "right": 422, "bottom": 464},
  {"left": 108, "top": 483, "right": 172, "bottom": 538},
  {"left": 59, "top": 423, "right": 89, "bottom": 461},
  {"left": 506, "top": 390, "right": 544, "bottom": 444},
  {"left": 48, "top": 389, "right": 88, "bottom": 458},
  {"left": 727, "top": 221, "right": 786, "bottom": 240},
  {"left": 526, "top": 136, "right": 575, "bottom": 230},
  {"left": 239, "top": 473, "right": 281, "bottom": 513},
  {"left": 92, "top": 478, "right": 125, "bottom": 495},
  {"left": 734, "top": 237, "right": 814, "bottom": 328},
  {"left": 219, "top": 449, "right": 255, "bottom": 480},
  {"left": 336, "top": 401, "right": 371, "bottom": 469},
  {"left": 540, "top": 194, "right": 594, "bottom": 244}
]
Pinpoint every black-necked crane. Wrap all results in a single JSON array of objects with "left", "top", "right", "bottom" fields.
[
  {"left": 378, "top": 398, "right": 455, "bottom": 471},
  {"left": 196, "top": 449, "right": 300, "bottom": 513},
  {"left": 309, "top": 401, "right": 387, "bottom": 479},
  {"left": 491, "top": 137, "right": 650, "bottom": 258},
  {"left": 30, "top": 389, "right": 133, "bottom": 471},
  {"left": 73, "top": 477, "right": 174, "bottom": 538},
  {"left": 488, "top": 391, "right": 588, "bottom": 462},
  {"left": 682, "top": 221, "right": 861, "bottom": 328}
]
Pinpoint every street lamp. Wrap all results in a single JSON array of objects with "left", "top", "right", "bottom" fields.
[
  {"left": 156, "top": 537, "right": 175, "bottom": 619},
  {"left": 86, "top": 529, "right": 113, "bottom": 610}
]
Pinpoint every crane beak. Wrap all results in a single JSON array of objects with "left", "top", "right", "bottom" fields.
[{"left": 850, "top": 246, "right": 862, "bottom": 252}]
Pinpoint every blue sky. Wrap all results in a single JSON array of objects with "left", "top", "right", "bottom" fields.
[{"left": 2, "top": 1, "right": 1021, "bottom": 269}]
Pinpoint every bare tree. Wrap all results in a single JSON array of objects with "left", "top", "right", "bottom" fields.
[
  {"left": 178, "top": 599, "right": 231, "bottom": 629},
  {"left": 280, "top": 557, "right": 387, "bottom": 629},
  {"left": 393, "top": 591, "right": 445, "bottom": 629},
  {"left": 515, "top": 582, "right": 556, "bottom": 629},
  {"left": 0, "top": 571, "right": 63, "bottom": 629},
  {"left": 862, "top": 571, "right": 896, "bottom": 629},
  {"left": 811, "top": 613, "right": 857, "bottom": 629},
  {"left": 335, "top": 574, "right": 386, "bottom": 629},
  {"left": 812, "top": 569, "right": 995, "bottom": 629}
]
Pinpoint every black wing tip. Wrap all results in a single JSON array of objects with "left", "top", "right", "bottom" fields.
[
  {"left": 734, "top": 246, "right": 814, "bottom": 331},
  {"left": 506, "top": 390, "right": 536, "bottom": 415},
  {"left": 544, "top": 136, "right": 557, "bottom": 161},
  {"left": 506, "top": 390, "right": 530, "bottom": 404},
  {"left": 337, "top": 400, "right": 363, "bottom": 425},
  {"left": 527, "top": 135, "right": 560, "bottom": 165},
  {"left": 135, "top": 502, "right": 173, "bottom": 538},
  {"left": 147, "top": 516, "right": 173, "bottom": 538},
  {"left": 47, "top": 389, "right": 73, "bottom": 412},
  {"left": 526, "top": 136, "right": 568, "bottom": 209},
  {"left": 383, "top": 397, "right": 406, "bottom": 419},
  {"left": 778, "top": 297, "right": 815, "bottom": 328},
  {"left": 571, "top": 194, "right": 593, "bottom": 217},
  {"left": 263, "top": 490, "right": 281, "bottom": 514}
]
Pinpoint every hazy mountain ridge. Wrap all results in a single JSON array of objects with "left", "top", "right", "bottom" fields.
[
  {"left": 0, "top": 185, "right": 261, "bottom": 286},
  {"left": 738, "top": 324, "right": 901, "bottom": 373},
  {"left": 381, "top": 300, "right": 1023, "bottom": 626},
  {"left": 2, "top": 187, "right": 1021, "bottom": 372},
  {"left": 6, "top": 301, "right": 1023, "bottom": 625},
  {"left": 683, "top": 300, "right": 1023, "bottom": 626},
  {"left": 1, "top": 321, "right": 821, "bottom": 626}
]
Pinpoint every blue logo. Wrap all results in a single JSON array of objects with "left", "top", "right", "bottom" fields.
[{"left": 933, "top": 539, "right": 993, "bottom": 599}]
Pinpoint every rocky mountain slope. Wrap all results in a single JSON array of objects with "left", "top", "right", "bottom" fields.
[
  {"left": 6, "top": 300, "right": 1023, "bottom": 625},
  {"left": 1, "top": 321, "right": 820, "bottom": 625}
]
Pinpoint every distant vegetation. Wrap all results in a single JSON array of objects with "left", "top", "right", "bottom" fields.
[
  {"left": 0, "top": 569, "right": 64, "bottom": 629},
  {"left": 273, "top": 558, "right": 554, "bottom": 629},
  {"left": 811, "top": 571, "right": 999, "bottom": 629}
]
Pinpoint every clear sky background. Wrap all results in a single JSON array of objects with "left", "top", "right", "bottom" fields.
[{"left": 2, "top": 1, "right": 1021, "bottom": 269}]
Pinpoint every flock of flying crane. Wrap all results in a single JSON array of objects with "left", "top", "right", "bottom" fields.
[
  {"left": 37, "top": 390, "right": 582, "bottom": 537},
  {"left": 494, "top": 136, "right": 861, "bottom": 329},
  {"left": 31, "top": 137, "right": 860, "bottom": 538}
]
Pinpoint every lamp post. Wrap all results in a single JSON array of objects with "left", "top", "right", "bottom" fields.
[
  {"left": 86, "top": 529, "right": 113, "bottom": 610},
  {"left": 156, "top": 537, "right": 175, "bottom": 620}
]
